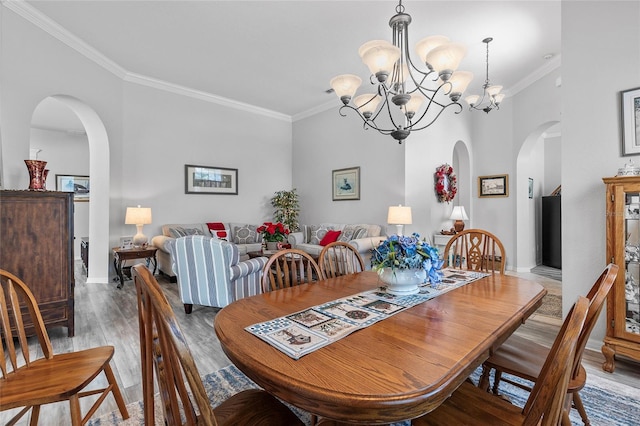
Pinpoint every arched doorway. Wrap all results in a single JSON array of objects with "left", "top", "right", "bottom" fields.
[
  {"left": 515, "top": 121, "right": 560, "bottom": 271},
  {"left": 30, "top": 95, "right": 110, "bottom": 283}
]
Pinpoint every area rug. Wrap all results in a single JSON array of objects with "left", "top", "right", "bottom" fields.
[
  {"left": 537, "top": 293, "right": 562, "bottom": 319},
  {"left": 90, "top": 364, "right": 639, "bottom": 425}
]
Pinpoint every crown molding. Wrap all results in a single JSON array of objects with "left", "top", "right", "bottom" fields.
[
  {"left": 124, "top": 73, "right": 291, "bottom": 122},
  {"left": 509, "top": 54, "right": 561, "bottom": 96},
  {"left": 5, "top": 0, "right": 290, "bottom": 122},
  {"left": 293, "top": 100, "right": 336, "bottom": 122},
  {"left": 4, "top": 0, "right": 127, "bottom": 78}
]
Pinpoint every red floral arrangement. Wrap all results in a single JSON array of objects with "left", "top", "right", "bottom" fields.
[
  {"left": 434, "top": 164, "right": 457, "bottom": 203},
  {"left": 257, "top": 222, "right": 290, "bottom": 242}
]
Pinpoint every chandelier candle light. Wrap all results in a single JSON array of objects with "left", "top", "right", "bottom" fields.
[
  {"left": 465, "top": 37, "right": 505, "bottom": 113},
  {"left": 387, "top": 205, "right": 412, "bottom": 236},
  {"left": 125, "top": 205, "right": 152, "bottom": 247},
  {"left": 330, "top": 0, "right": 473, "bottom": 144}
]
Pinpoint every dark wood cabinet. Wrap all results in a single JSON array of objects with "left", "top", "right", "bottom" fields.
[
  {"left": 541, "top": 195, "right": 562, "bottom": 269},
  {"left": 0, "top": 190, "right": 75, "bottom": 337}
]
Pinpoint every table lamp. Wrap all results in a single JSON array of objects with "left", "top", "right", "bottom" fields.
[
  {"left": 450, "top": 206, "right": 469, "bottom": 233},
  {"left": 125, "top": 205, "right": 152, "bottom": 247},
  {"left": 387, "top": 205, "right": 412, "bottom": 236}
]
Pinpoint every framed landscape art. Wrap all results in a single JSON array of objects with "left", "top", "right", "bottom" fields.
[
  {"left": 478, "top": 174, "right": 509, "bottom": 198},
  {"left": 332, "top": 166, "right": 360, "bottom": 201},
  {"left": 622, "top": 87, "right": 640, "bottom": 156},
  {"left": 56, "top": 174, "right": 90, "bottom": 201},
  {"left": 185, "top": 164, "right": 238, "bottom": 195}
]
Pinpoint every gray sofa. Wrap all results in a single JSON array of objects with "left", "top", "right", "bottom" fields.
[
  {"left": 288, "top": 223, "right": 386, "bottom": 270},
  {"left": 151, "top": 222, "right": 264, "bottom": 281}
]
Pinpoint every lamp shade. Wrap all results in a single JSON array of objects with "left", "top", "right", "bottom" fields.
[
  {"left": 125, "top": 206, "right": 152, "bottom": 225},
  {"left": 387, "top": 205, "right": 413, "bottom": 225},
  {"left": 449, "top": 206, "right": 468, "bottom": 233},
  {"left": 449, "top": 206, "right": 469, "bottom": 221}
]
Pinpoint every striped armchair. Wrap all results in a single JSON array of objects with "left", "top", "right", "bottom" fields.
[{"left": 168, "top": 235, "right": 267, "bottom": 314}]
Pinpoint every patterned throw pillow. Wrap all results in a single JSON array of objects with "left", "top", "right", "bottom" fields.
[
  {"left": 168, "top": 227, "right": 204, "bottom": 238},
  {"left": 309, "top": 225, "right": 333, "bottom": 245},
  {"left": 207, "top": 222, "right": 230, "bottom": 240},
  {"left": 338, "top": 225, "right": 358, "bottom": 242},
  {"left": 233, "top": 225, "right": 258, "bottom": 244},
  {"left": 352, "top": 227, "right": 369, "bottom": 239}
]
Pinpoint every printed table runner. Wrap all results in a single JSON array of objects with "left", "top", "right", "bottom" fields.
[{"left": 246, "top": 268, "right": 489, "bottom": 359}]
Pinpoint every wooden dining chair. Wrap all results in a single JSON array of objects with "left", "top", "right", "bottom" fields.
[
  {"left": 443, "top": 228, "right": 506, "bottom": 274},
  {"left": 132, "top": 264, "right": 303, "bottom": 426},
  {"left": 261, "top": 249, "right": 322, "bottom": 292},
  {"left": 318, "top": 241, "right": 365, "bottom": 279},
  {"left": 411, "top": 296, "right": 589, "bottom": 426},
  {"left": 0, "top": 269, "right": 129, "bottom": 425},
  {"left": 478, "top": 263, "right": 618, "bottom": 425}
]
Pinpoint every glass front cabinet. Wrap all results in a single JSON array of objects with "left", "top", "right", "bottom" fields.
[{"left": 603, "top": 176, "right": 640, "bottom": 372}]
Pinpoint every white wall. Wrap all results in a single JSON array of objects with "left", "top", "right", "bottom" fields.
[
  {"left": 562, "top": 0, "right": 640, "bottom": 346},
  {"left": 121, "top": 83, "right": 293, "bottom": 240},
  {"left": 1, "top": 5, "right": 293, "bottom": 281},
  {"left": 292, "top": 107, "right": 405, "bottom": 228},
  {"left": 30, "top": 128, "right": 90, "bottom": 259}
]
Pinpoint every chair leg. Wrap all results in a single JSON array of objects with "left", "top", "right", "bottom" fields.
[
  {"left": 478, "top": 365, "right": 491, "bottom": 391},
  {"left": 69, "top": 394, "right": 82, "bottom": 425},
  {"left": 184, "top": 303, "right": 193, "bottom": 314},
  {"left": 29, "top": 406, "right": 40, "bottom": 426},
  {"left": 104, "top": 362, "right": 130, "bottom": 419},
  {"left": 491, "top": 370, "right": 503, "bottom": 395},
  {"left": 572, "top": 392, "right": 590, "bottom": 425}
]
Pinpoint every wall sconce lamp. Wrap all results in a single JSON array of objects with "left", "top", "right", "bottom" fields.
[
  {"left": 449, "top": 206, "right": 469, "bottom": 233},
  {"left": 387, "top": 205, "right": 412, "bottom": 236},
  {"left": 125, "top": 205, "right": 152, "bottom": 247}
]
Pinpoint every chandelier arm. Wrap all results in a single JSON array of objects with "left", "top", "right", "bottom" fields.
[
  {"left": 338, "top": 105, "right": 399, "bottom": 134},
  {"left": 409, "top": 102, "right": 464, "bottom": 132}
]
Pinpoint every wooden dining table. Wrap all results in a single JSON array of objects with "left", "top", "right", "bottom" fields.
[{"left": 214, "top": 271, "right": 547, "bottom": 425}]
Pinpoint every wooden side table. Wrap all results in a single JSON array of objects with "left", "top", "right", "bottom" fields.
[{"left": 112, "top": 246, "right": 158, "bottom": 289}]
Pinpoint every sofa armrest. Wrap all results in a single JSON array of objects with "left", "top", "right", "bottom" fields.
[
  {"left": 230, "top": 256, "right": 268, "bottom": 280},
  {"left": 288, "top": 232, "right": 305, "bottom": 246},
  {"left": 350, "top": 236, "right": 386, "bottom": 254},
  {"left": 151, "top": 235, "right": 174, "bottom": 253}
]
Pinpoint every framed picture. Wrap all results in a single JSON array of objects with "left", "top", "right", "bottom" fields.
[
  {"left": 528, "top": 178, "right": 534, "bottom": 199},
  {"left": 622, "top": 87, "right": 640, "bottom": 156},
  {"left": 332, "top": 166, "right": 360, "bottom": 201},
  {"left": 56, "top": 174, "right": 90, "bottom": 202},
  {"left": 478, "top": 174, "right": 509, "bottom": 198},
  {"left": 120, "top": 236, "right": 133, "bottom": 249},
  {"left": 185, "top": 164, "right": 238, "bottom": 195}
]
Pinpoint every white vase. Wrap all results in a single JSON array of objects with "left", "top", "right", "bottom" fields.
[{"left": 378, "top": 267, "right": 426, "bottom": 296}]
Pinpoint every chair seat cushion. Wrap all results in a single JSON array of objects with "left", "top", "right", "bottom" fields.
[{"left": 0, "top": 346, "right": 115, "bottom": 409}]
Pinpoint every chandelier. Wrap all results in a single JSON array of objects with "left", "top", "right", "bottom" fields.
[
  {"left": 329, "top": 1, "right": 473, "bottom": 144},
  {"left": 465, "top": 37, "right": 504, "bottom": 113}
]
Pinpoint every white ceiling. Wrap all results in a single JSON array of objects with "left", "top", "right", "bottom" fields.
[{"left": 25, "top": 0, "right": 561, "bottom": 130}]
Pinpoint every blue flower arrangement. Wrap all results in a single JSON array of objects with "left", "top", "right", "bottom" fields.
[{"left": 371, "top": 233, "right": 444, "bottom": 283}]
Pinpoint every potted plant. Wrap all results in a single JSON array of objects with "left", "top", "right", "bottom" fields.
[
  {"left": 271, "top": 189, "right": 300, "bottom": 232},
  {"left": 257, "top": 222, "right": 290, "bottom": 250},
  {"left": 371, "top": 233, "right": 443, "bottom": 295}
]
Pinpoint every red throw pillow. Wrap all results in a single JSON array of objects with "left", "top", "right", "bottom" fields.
[
  {"left": 319, "top": 230, "right": 341, "bottom": 246},
  {"left": 207, "top": 222, "right": 228, "bottom": 239}
]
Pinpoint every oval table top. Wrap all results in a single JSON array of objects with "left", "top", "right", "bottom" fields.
[{"left": 214, "top": 271, "right": 546, "bottom": 424}]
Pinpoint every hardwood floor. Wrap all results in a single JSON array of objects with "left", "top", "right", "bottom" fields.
[{"left": 1, "top": 263, "right": 638, "bottom": 425}]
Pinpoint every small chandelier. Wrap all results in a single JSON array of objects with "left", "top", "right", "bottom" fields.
[
  {"left": 329, "top": 1, "right": 473, "bottom": 144},
  {"left": 465, "top": 37, "right": 505, "bottom": 113}
]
